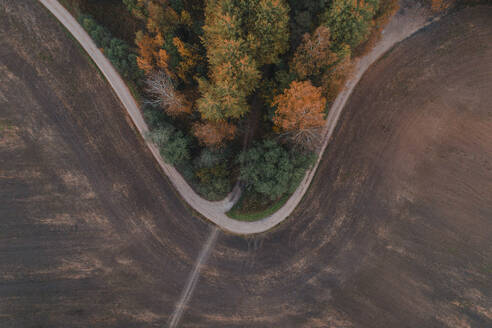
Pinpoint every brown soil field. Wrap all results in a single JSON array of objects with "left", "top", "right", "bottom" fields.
[
  {"left": 1, "top": 1, "right": 491, "bottom": 327},
  {"left": 0, "top": 1, "right": 209, "bottom": 326}
]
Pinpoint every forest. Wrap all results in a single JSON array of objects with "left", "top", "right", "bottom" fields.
[{"left": 67, "top": 0, "right": 404, "bottom": 217}]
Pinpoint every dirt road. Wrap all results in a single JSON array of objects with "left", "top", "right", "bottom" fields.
[
  {"left": 38, "top": 0, "right": 436, "bottom": 233},
  {"left": 38, "top": 0, "right": 242, "bottom": 230},
  {"left": 1, "top": 1, "right": 491, "bottom": 327}
]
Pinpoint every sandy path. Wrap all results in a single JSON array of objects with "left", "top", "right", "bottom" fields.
[
  {"left": 37, "top": 0, "right": 241, "bottom": 215},
  {"left": 264, "top": 1, "right": 439, "bottom": 231},
  {"left": 39, "top": 0, "right": 436, "bottom": 234}
]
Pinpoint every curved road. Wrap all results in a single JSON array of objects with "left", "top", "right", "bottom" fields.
[
  {"left": 38, "top": 0, "right": 435, "bottom": 234},
  {"left": 38, "top": 0, "right": 243, "bottom": 230},
  {"left": 1, "top": 1, "right": 491, "bottom": 327}
]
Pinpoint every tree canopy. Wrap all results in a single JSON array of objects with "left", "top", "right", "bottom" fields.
[
  {"left": 273, "top": 80, "right": 326, "bottom": 149},
  {"left": 238, "top": 139, "right": 314, "bottom": 200},
  {"left": 197, "top": 0, "right": 289, "bottom": 122},
  {"left": 85, "top": 0, "right": 400, "bottom": 206},
  {"left": 241, "top": 0, "right": 290, "bottom": 66},
  {"left": 322, "top": 0, "right": 379, "bottom": 50},
  {"left": 193, "top": 120, "right": 237, "bottom": 148},
  {"left": 292, "top": 26, "right": 338, "bottom": 79}
]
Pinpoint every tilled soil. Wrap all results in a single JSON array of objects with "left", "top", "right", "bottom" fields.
[
  {"left": 0, "top": 1, "right": 491, "bottom": 327},
  {"left": 0, "top": 1, "right": 209, "bottom": 326}
]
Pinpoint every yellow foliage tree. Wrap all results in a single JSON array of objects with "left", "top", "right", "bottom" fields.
[{"left": 173, "top": 37, "right": 200, "bottom": 83}]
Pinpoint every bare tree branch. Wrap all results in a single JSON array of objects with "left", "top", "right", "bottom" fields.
[{"left": 144, "top": 70, "right": 190, "bottom": 116}]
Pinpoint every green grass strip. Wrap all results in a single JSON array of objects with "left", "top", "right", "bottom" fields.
[{"left": 226, "top": 193, "right": 290, "bottom": 222}]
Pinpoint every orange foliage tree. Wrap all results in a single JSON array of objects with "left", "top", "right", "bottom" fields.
[
  {"left": 273, "top": 81, "right": 327, "bottom": 149},
  {"left": 193, "top": 120, "right": 237, "bottom": 148},
  {"left": 131, "top": 0, "right": 202, "bottom": 83},
  {"left": 135, "top": 33, "right": 155, "bottom": 73},
  {"left": 135, "top": 31, "right": 171, "bottom": 75},
  {"left": 292, "top": 26, "right": 338, "bottom": 79}
]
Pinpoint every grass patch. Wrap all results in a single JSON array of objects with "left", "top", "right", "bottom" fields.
[{"left": 226, "top": 193, "right": 290, "bottom": 222}]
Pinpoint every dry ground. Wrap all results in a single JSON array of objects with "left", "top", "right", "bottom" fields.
[
  {"left": 0, "top": 1, "right": 209, "bottom": 326},
  {"left": 0, "top": 1, "right": 491, "bottom": 327}
]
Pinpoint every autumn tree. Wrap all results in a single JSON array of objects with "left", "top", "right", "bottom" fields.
[
  {"left": 127, "top": 0, "right": 180, "bottom": 35},
  {"left": 129, "top": 0, "right": 204, "bottom": 84},
  {"left": 172, "top": 36, "right": 200, "bottom": 83},
  {"left": 196, "top": 78, "right": 250, "bottom": 122},
  {"left": 197, "top": 39, "right": 260, "bottom": 120},
  {"left": 135, "top": 32, "right": 161, "bottom": 73},
  {"left": 292, "top": 26, "right": 338, "bottom": 79},
  {"left": 273, "top": 81, "right": 327, "bottom": 150},
  {"left": 241, "top": 0, "right": 290, "bottom": 65},
  {"left": 197, "top": 0, "right": 289, "bottom": 122},
  {"left": 193, "top": 120, "right": 237, "bottom": 148},
  {"left": 321, "top": 56, "right": 353, "bottom": 103},
  {"left": 198, "top": 0, "right": 261, "bottom": 121},
  {"left": 322, "top": 0, "right": 379, "bottom": 50},
  {"left": 145, "top": 70, "right": 191, "bottom": 116}
]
